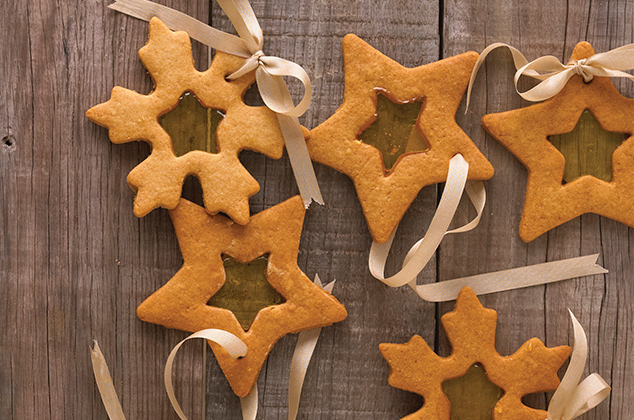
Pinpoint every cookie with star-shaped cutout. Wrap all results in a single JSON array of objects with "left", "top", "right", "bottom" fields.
[
  {"left": 380, "top": 287, "right": 571, "bottom": 420},
  {"left": 136, "top": 195, "right": 347, "bottom": 397},
  {"left": 306, "top": 34, "right": 494, "bottom": 244},
  {"left": 482, "top": 41, "right": 634, "bottom": 242},
  {"left": 87, "top": 17, "right": 286, "bottom": 224}
]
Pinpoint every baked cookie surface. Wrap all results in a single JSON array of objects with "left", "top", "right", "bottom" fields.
[
  {"left": 307, "top": 34, "right": 494, "bottom": 243},
  {"left": 137, "top": 196, "right": 347, "bottom": 397},
  {"left": 87, "top": 18, "right": 286, "bottom": 223},
  {"left": 380, "top": 287, "right": 570, "bottom": 420},
  {"left": 482, "top": 42, "right": 634, "bottom": 242}
]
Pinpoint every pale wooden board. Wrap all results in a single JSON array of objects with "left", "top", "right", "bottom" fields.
[{"left": 0, "top": 0, "right": 632, "bottom": 419}]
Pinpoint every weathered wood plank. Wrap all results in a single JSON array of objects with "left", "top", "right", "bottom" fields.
[
  {"left": 1, "top": 0, "right": 633, "bottom": 419},
  {"left": 208, "top": 0, "right": 439, "bottom": 418},
  {"left": 442, "top": 0, "right": 633, "bottom": 418},
  {"left": 545, "top": 2, "right": 634, "bottom": 420}
]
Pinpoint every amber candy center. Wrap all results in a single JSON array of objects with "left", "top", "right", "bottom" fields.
[
  {"left": 207, "top": 255, "right": 284, "bottom": 331},
  {"left": 358, "top": 91, "right": 429, "bottom": 173},
  {"left": 548, "top": 109, "right": 628, "bottom": 183},
  {"left": 442, "top": 364, "right": 504, "bottom": 420},
  {"left": 159, "top": 92, "right": 225, "bottom": 156}
]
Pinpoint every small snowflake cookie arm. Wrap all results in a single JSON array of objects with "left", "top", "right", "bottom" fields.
[{"left": 380, "top": 287, "right": 610, "bottom": 420}]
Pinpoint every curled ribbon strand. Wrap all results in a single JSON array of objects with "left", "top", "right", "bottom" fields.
[
  {"left": 465, "top": 42, "right": 634, "bottom": 112},
  {"left": 368, "top": 154, "right": 608, "bottom": 302},
  {"left": 91, "top": 276, "right": 332, "bottom": 420},
  {"left": 547, "top": 311, "right": 611, "bottom": 420},
  {"left": 109, "top": 0, "right": 323, "bottom": 207}
]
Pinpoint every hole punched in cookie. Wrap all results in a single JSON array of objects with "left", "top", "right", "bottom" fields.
[
  {"left": 442, "top": 363, "right": 504, "bottom": 420},
  {"left": 357, "top": 90, "right": 429, "bottom": 174},
  {"left": 548, "top": 109, "right": 628, "bottom": 183},
  {"left": 207, "top": 254, "right": 285, "bottom": 331},
  {"left": 159, "top": 91, "right": 225, "bottom": 157}
]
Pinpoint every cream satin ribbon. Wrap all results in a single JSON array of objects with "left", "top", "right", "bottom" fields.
[
  {"left": 465, "top": 42, "right": 634, "bottom": 111},
  {"left": 369, "top": 154, "right": 608, "bottom": 302},
  {"left": 547, "top": 311, "right": 611, "bottom": 420},
  {"left": 109, "top": 0, "right": 323, "bottom": 207},
  {"left": 91, "top": 276, "right": 334, "bottom": 420}
]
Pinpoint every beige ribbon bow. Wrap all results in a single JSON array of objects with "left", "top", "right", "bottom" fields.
[
  {"left": 465, "top": 42, "right": 634, "bottom": 111},
  {"left": 547, "top": 311, "right": 611, "bottom": 420},
  {"left": 109, "top": 0, "right": 323, "bottom": 207}
]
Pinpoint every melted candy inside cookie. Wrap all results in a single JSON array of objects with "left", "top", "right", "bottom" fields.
[
  {"left": 159, "top": 92, "right": 225, "bottom": 156},
  {"left": 207, "top": 255, "right": 284, "bottom": 331},
  {"left": 358, "top": 91, "right": 429, "bottom": 173},
  {"left": 442, "top": 364, "right": 504, "bottom": 420},
  {"left": 548, "top": 109, "right": 627, "bottom": 183}
]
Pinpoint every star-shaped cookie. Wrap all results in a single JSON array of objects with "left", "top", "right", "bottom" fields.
[
  {"left": 136, "top": 195, "right": 347, "bottom": 397},
  {"left": 306, "top": 34, "right": 494, "bottom": 243},
  {"left": 380, "top": 287, "right": 571, "bottom": 420},
  {"left": 87, "top": 18, "right": 285, "bottom": 224},
  {"left": 482, "top": 42, "right": 634, "bottom": 242}
]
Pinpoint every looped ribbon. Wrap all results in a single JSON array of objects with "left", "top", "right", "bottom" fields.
[
  {"left": 90, "top": 276, "right": 333, "bottom": 420},
  {"left": 547, "top": 311, "right": 611, "bottom": 420},
  {"left": 109, "top": 0, "right": 323, "bottom": 207},
  {"left": 369, "top": 154, "right": 608, "bottom": 302},
  {"left": 465, "top": 42, "right": 634, "bottom": 112}
]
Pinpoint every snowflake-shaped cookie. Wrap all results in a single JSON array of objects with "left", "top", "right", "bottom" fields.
[
  {"left": 87, "top": 18, "right": 285, "bottom": 224},
  {"left": 380, "top": 287, "right": 571, "bottom": 420}
]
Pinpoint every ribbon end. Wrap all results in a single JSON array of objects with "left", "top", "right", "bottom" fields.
[
  {"left": 589, "top": 253, "right": 609, "bottom": 274},
  {"left": 107, "top": 1, "right": 124, "bottom": 12},
  {"left": 91, "top": 340, "right": 102, "bottom": 357},
  {"left": 301, "top": 193, "right": 324, "bottom": 209},
  {"left": 314, "top": 274, "right": 336, "bottom": 293}
]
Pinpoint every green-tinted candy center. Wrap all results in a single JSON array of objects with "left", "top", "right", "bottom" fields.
[
  {"left": 207, "top": 255, "right": 284, "bottom": 331},
  {"left": 358, "top": 92, "right": 429, "bottom": 173},
  {"left": 548, "top": 109, "right": 627, "bottom": 183},
  {"left": 159, "top": 92, "right": 225, "bottom": 157},
  {"left": 442, "top": 364, "right": 504, "bottom": 420}
]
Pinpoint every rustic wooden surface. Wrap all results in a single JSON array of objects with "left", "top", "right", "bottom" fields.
[{"left": 1, "top": 0, "right": 632, "bottom": 419}]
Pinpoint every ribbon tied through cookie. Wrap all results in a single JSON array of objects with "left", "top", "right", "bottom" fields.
[
  {"left": 465, "top": 42, "right": 634, "bottom": 111},
  {"left": 109, "top": 0, "right": 322, "bottom": 207},
  {"left": 369, "top": 154, "right": 608, "bottom": 301},
  {"left": 91, "top": 276, "right": 334, "bottom": 420},
  {"left": 547, "top": 311, "right": 611, "bottom": 420}
]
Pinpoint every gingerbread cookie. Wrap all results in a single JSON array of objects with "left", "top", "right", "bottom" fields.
[
  {"left": 306, "top": 34, "right": 494, "bottom": 244},
  {"left": 380, "top": 287, "right": 570, "bottom": 420},
  {"left": 482, "top": 42, "right": 634, "bottom": 242},
  {"left": 86, "top": 17, "right": 286, "bottom": 224},
  {"left": 136, "top": 195, "right": 347, "bottom": 397}
]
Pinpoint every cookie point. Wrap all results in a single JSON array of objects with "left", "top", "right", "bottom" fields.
[
  {"left": 149, "top": 16, "right": 169, "bottom": 32},
  {"left": 456, "top": 286, "right": 477, "bottom": 301},
  {"left": 284, "top": 195, "right": 308, "bottom": 212},
  {"left": 569, "top": 41, "right": 596, "bottom": 63},
  {"left": 342, "top": 33, "right": 362, "bottom": 46}
]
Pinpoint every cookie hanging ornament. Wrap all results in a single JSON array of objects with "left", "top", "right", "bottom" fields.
[
  {"left": 306, "top": 34, "right": 494, "bottom": 244},
  {"left": 476, "top": 42, "right": 634, "bottom": 242}
]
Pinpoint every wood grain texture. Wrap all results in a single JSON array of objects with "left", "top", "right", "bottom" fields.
[{"left": 0, "top": 0, "right": 631, "bottom": 419}]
